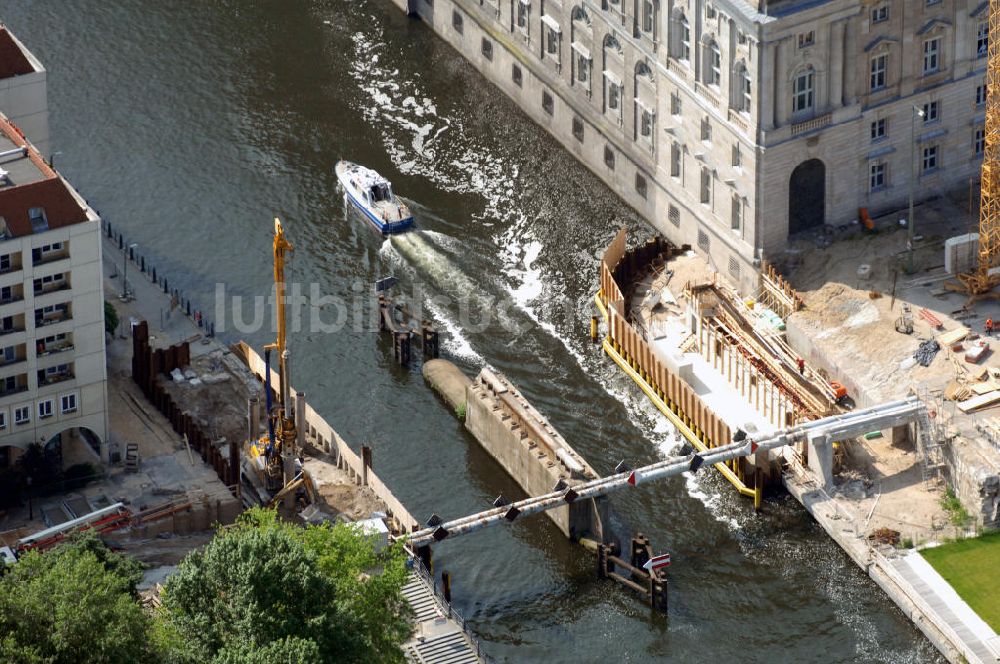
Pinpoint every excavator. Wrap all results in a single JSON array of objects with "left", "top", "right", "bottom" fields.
[
  {"left": 955, "top": 0, "right": 1000, "bottom": 299},
  {"left": 244, "top": 217, "right": 299, "bottom": 500}
]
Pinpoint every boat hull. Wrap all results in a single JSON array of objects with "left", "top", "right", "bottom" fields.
[{"left": 336, "top": 161, "right": 414, "bottom": 235}]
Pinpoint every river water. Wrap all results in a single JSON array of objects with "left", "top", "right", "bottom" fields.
[{"left": 5, "top": 2, "right": 942, "bottom": 661}]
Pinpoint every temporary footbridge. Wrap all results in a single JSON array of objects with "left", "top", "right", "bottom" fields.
[{"left": 407, "top": 397, "right": 927, "bottom": 547}]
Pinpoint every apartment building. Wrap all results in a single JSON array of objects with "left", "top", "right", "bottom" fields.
[
  {"left": 0, "top": 24, "right": 49, "bottom": 158},
  {"left": 0, "top": 112, "right": 106, "bottom": 470},
  {"left": 390, "top": 0, "right": 988, "bottom": 293}
]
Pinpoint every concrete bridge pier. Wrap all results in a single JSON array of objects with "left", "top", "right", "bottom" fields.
[{"left": 807, "top": 432, "right": 833, "bottom": 490}]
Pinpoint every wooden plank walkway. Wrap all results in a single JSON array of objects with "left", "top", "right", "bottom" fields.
[{"left": 890, "top": 553, "right": 998, "bottom": 664}]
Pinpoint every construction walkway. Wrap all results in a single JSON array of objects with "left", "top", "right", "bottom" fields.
[{"left": 890, "top": 552, "right": 1000, "bottom": 664}]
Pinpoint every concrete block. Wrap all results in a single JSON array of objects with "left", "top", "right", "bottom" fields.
[
  {"left": 944, "top": 233, "right": 979, "bottom": 275},
  {"left": 807, "top": 432, "right": 833, "bottom": 490}
]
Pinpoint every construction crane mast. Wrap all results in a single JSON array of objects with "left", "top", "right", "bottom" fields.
[
  {"left": 960, "top": 0, "right": 1000, "bottom": 295},
  {"left": 247, "top": 218, "right": 298, "bottom": 496}
]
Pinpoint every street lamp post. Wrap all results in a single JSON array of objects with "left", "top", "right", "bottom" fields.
[
  {"left": 122, "top": 243, "right": 137, "bottom": 299},
  {"left": 908, "top": 105, "right": 926, "bottom": 274}
]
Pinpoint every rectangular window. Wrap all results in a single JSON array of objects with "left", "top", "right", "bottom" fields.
[
  {"left": 0, "top": 411, "right": 6, "bottom": 430},
  {"left": 452, "top": 10, "right": 463, "bottom": 34},
  {"left": 607, "top": 81, "right": 620, "bottom": 111},
  {"left": 0, "top": 254, "right": 10, "bottom": 272},
  {"left": 668, "top": 205, "right": 681, "bottom": 227},
  {"left": 604, "top": 145, "right": 616, "bottom": 169},
  {"left": 482, "top": 38, "right": 493, "bottom": 60},
  {"left": 701, "top": 117, "right": 712, "bottom": 142},
  {"left": 923, "top": 101, "right": 939, "bottom": 123},
  {"left": 871, "top": 3, "right": 888, "bottom": 23},
  {"left": 732, "top": 144, "right": 742, "bottom": 168},
  {"left": 671, "top": 91, "right": 682, "bottom": 116},
  {"left": 542, "top": 90, "right": 554, "bottom": 115},
  {"left": 793, "top": 71, "right": 814, "bottom": 113},
  {"left": 870, "top": 53, "right": 887, "bottom": 91},
  {"left": 741, "top": 70, "right": 752, "bottom": 112},
  {"left": 870, "top": 161, "right": 887, "bottom": 191},
  {"left": 572, "top": 116, "right": 584, "bottom": 142},
  {"left": 731, "top": 195, "right": 742, "bottom": 230},
  {"left": 797, "top": 31, "right": 815, "bottom": 49},
  {"left": 977, "top": 82, "right": 987, "bottom": 107},
  {"left": 922, "top": 145, "right": 939, "bottom": 173},
  {"left": 697, "top": 229, "right": 710, "bottom": 251},
  {"left": 728, "top": 256, "right": 741, "bottom": 279},
  {"left": 517, "top": 0, "right": 529, "bottom": 29},
  {"left": 512, "top": 64, "right": 523, "bottom": 87},
  {"left": 923, "top": 38, "right": 940, "bottom": 75},
  {"left": 670, "top": 143, "right": 681, "bottom": 177},
  {"left": 61, "top": 393, "right": 77, "bottom": 414},
  {"left": 975, "top": 127, "right": 986, "bottom": 156},
  {"left": 14, "top": 406, "right": 29, "bottom": 425},
  {"left": 680, "top": 19, "right": 690, "bottom": 61},
  {"left": 38, "top": 400, "right": 53, "bottom": 419},
  {"left": 635, "top": 173, "right": 647, "bottom": 199},
  {"left": 546, "top": 26, "right": 558, "bottom": 55},
  {"left": 700, "top": 167, "right": 712, "bottom": 204},
  {"left": 3, "top": 376, "right": 14, "bottom": 393},
  {"left": 3, "top": 346, "right": 15, "bottom": 363},
  {"left": 978, "top": 22, "right": 989, "bottom": 57},
  {"left": 871, "top": 118, "right": 887, "bottom": 141}
]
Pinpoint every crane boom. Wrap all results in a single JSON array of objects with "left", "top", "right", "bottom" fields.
[
  {"left": 961, "top": 0, "right": 1000, "bottom": 294},
  {"left": 273, "top": 217, "right": 294, "bottom": 357}
]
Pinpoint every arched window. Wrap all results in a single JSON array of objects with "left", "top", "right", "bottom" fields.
[
  {"left": 792, "top": 67, "right": 815, "bottom": 114},
  {"left": 571, "top": 5, "right": 590, "bottom": 24}
]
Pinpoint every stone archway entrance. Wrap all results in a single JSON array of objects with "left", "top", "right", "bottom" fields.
[{"left": 788, "top": 158, "right": 826, "bottom": 234}]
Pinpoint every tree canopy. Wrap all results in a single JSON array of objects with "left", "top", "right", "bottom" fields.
[{"left": 0, "top": 509, "right": 413, "bottom": 664}]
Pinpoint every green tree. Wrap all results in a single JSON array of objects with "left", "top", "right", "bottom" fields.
[
  {"left": 159, "top": 508, "right": 411, "bottom": 664},
  {"left": 104, "top": 300, "right": 119, "bottom": 337},
  {"left": 0, "top": 532, "right": 151, "bottom": 664}
]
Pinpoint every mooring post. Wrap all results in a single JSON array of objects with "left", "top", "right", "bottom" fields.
[
  {"left": 361, "top": 445, "right": 372, "bottom": 486},
  {"left": 591, "top": 315, "right": 599, "bottom": 343},
  {"left": 441, "top": 570, "right": 452, "bottom": 603}
]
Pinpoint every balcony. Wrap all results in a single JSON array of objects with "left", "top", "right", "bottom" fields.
[
  {"left": 35, "top": 312, "right": 71, "bottom": 329},
  {"left": 33, "top": 280, "right": 70, "bottom": 297},
  {"left": 0, "top": 383, "right": 28, "bottom": 399},
  {"left": 0, "top": 325, "right": 26, "bottom": 338},
  {"left": 728, "top": 108, "right": 750, "bottom": 134},
  {"left": 37, "top": 369, "right": 74, "bottom": 388},
  {"left": 790, "top": 112, "right": 832, "bottom": 137},
  {"left": 36, "top": 342, "right": 74, "bottom": 358},
  {"left": 31, "top": 247, "right": 69, "bottom": 268}
]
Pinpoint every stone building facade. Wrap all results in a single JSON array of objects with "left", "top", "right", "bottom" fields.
[{"left": 389, "top": 0, "right": 988, "bottom": 293}]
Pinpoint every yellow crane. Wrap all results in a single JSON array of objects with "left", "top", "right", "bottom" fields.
[
  {"left": 248, "top": 217, "right": 297, "bottom": 494},
  {"left": 960, "top": 0, "right": 1000, "bottom": 295}
]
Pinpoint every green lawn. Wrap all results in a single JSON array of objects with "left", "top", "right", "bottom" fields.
[{"left": 920, "top": 531, "right": 1000, "bottom": 632}]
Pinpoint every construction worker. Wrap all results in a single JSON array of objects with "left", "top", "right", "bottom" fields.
[
  {"left": 988, "top": 318, "right": 994, "bottom": 337},
  {"left": 797, "top": 358, "right": 805, "bottom": 375}
]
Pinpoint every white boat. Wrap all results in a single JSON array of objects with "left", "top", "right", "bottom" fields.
[{"left": 335, "top": 161, "right": 414, "bottom": 234}]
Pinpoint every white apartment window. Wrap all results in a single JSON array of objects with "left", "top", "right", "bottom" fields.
[
  {"left": 731, "top": 194, "right": 742, "bottom": 230},
  {"left": 922, "top": 145, "right": 939, "bottom": 173},
  {"left": 923, "top": 101, "right": 939, "bottom": 123},
  {"left": 797, "top": 31, "right": 815, "bottom": 48},
  {"left": 14, "top": 406, "right": 29, "bottom": 425},
  {"left": 0, "top": 411, "right": 6, "bottom": 430},
  {"left": 975, "top": 127, "right": 986, "bottom": 156},
  {"left": 700, "top": 167, "right": 712, "bottom": 204},
  {"left": 642, "top": 0, "right": 654, "bottom": 33},
  {"left": 0, "top": 254, "right": 10, "bottom": 272},
  {"left": 670, "top": 143, "right": 682, "bottom": 177},
  {"left": 546, "top": 25, "right": 558, "bottom": 55},
  {"left": 707, "top": 41, "right": 721, "bottom": 86},
  {"left": 741, "top": 68, "right": 752, "bottom": 112},
  {"left": 870, "top": 53, "right": 887, "bottom": 91},
  {"left": 977, "top": 82, "right": 987, "bottom": 106},
  {"left": 61, "top": 393, "right": 77, "bottom": 413},
  {"left": 576, "top": 53, "right": 590, "bottom": 84},
  {"left": 793, "top": 69, "right": 815, "bottom": 114},
  {"left": 38, "top": 399, "right": 53, "bottom": 419},
  {"left": 871, "top": 3, "right": 888, "bottom": 23},
  {"left": 680, "top": 16, "right": 691, "bottom": 61},
  {"left": 871, "top": 118, "right": 887, "bottom": 141},
  {"left": 639, "top": 107, "right": 654, "bottom": 139},
  {"left": 923, "top": 37, "right": 940, "bottom": 75},
  {"left": 870, "top": 161, "right": 887, "bottom": 191},
  {"left": 978, "top": 22, "right": 989, "bottom": 57},
  {"left": 3, "top": 345, "right": 15, "bottom": 363}
]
